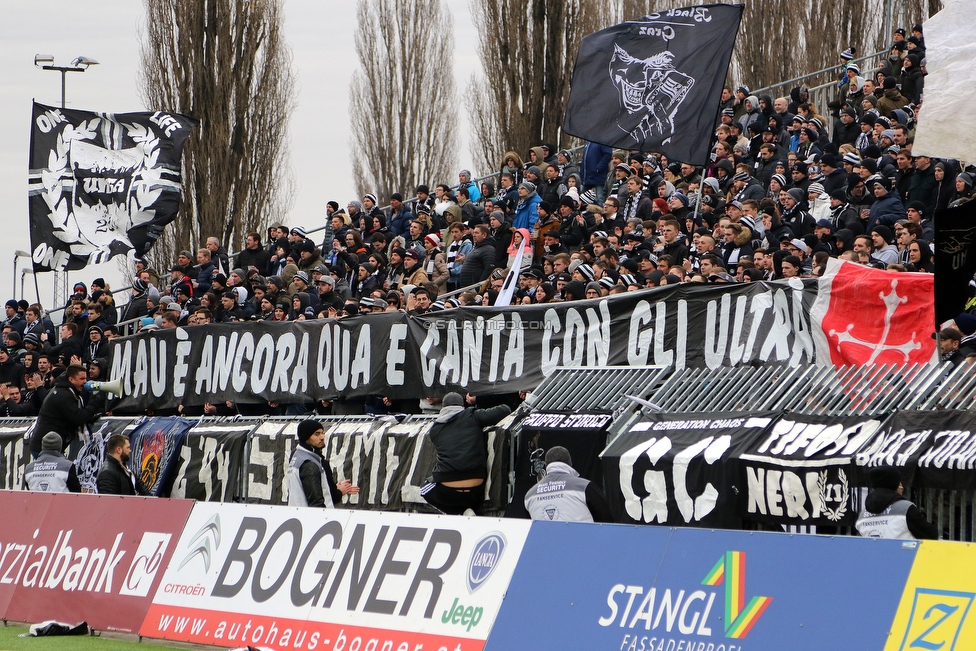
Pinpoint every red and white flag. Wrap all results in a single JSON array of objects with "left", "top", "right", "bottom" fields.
[{"left": 810, "top": 258, "right": 937, "bottom": 366}]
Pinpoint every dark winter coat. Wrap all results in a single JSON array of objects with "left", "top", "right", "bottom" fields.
[
  {"left": 867, "top": 192, "right": 907, "bottom": 231},
  {"left": 294, "top": 445, "right": 342, "bottom": 507},
  {"left": 96, "top": 454, "right": 149, "bottom": 496},
  {"left": 458, "top": 237, "right": 498, "bottom": 287},
  {"left": 429, "top": 404, "right": 512, "bottom": 482},
  {"left": 33, "top": 374, "right": 105, "bottom": 455}
]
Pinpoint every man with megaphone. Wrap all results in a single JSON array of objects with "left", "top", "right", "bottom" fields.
[{"left": 32, "top": 364, "right": 109, "bottom": 460}]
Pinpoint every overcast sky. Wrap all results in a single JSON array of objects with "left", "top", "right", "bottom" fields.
[{"left": 0, "top": 0, "right": 480, "bottom": 306}]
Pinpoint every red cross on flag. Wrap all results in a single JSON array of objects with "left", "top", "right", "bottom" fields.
[{"left": 811, "top": 258, "right": 937, "bottom": 366}]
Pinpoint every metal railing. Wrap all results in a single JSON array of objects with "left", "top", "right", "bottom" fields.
[
  {"left": 751, "top": 48, "right": 888, "bottom": 101},
  {"left": 529, "top": 366, "right": 669, "bottom": 414}
]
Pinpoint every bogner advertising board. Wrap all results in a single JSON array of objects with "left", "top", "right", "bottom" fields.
[
  {"left": 484, "top": 523, "right": 918, "bottom": 651},
  {"left": 141, "top": 503, "right": 530, "bottom": 651},
  {"left": 0, "top": 491, "right": 193, "bottom": 633}
]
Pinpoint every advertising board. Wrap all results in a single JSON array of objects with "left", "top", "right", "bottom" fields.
[
  {"left": 885, "top": 541, "right": 976, "bottom": 651},
  {"left": 142, "top": 503, "right": 529, "bottom": 651},
  {"left": 485, "top": 523, "right": 918, "bottom": 651},
  {"left": 0, "top": 490, "right": 192, "bottom": 633}
]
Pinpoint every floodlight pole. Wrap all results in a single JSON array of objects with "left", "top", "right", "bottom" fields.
[{"left": 36, "top": 57, "right": 98, "bottom": 312}]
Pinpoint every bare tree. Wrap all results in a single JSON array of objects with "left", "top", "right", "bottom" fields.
[
  {"left": 139, "top": 0, "right": 295, "bottom": 270},
  {"left": 903, "top": 0, "right": 943, "bottom": 31},
  {"left": 349, "top": 0, "right": 458, "bottom": 202},
  {"left": 467, "top": 0, "right": 613, "bottom": 174}
]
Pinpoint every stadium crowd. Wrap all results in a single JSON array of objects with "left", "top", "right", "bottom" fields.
[{"left": 2, "top": 24, "right": 975, "bottom": 417}]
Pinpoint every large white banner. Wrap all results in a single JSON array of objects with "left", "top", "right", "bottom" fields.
[
  {"left": 911, "top": 0, "right": 976, "bottom": 160},
  {"left": 141, "top": 503, "right": 530, "bottom": 651}
]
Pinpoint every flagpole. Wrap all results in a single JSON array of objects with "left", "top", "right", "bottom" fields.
[
  {"left": 35, "top": 55, "right": 98, "bottom": 312},
  {"left": 496, "top": 235, "right": 529, "bottom": 306}
]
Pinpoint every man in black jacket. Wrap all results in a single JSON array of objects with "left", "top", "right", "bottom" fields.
[
  {"left": 0, "top": 348, "right": 25, "bottom": 388},
  {"left": 855, "top": 467, "right": 938, "bottom": 540},
  {"left": 120, "top": 279, "right": 151, "bottom": 322},
  {"left": 47, "top": 322, "right": 83, "bottom": 366},
  {"left": 420, "top": 392, "right": 511, "bottom": 515},
  {"left": 458, "top": 225, "right": 497, "bottom": 287},
  {"left": 236, "top": 232, "right": 272, "bottom": 275},
  {"left": 96, "top": 434, "right": 149, "bottom": 495},
  {"left": 0, "top": 374, "right": 45, "bottom": 417},
  {"left": 287, "top": 419, "right": 358, "bottom": 507},
  {"left": 33, "top": 364, "right": 105, "bottom": 459}
]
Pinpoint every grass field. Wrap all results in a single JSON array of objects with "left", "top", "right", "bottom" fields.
[{"left": 0, "top": 623, "right": 208, "bottom": 651}]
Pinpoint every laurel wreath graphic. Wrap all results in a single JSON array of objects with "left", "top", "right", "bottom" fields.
[
  {"left": 41, "top": 118, "right": 162, "bottom": 253},
  {"left": 818, "top": 468, "right": 849, "bottom": 522}
]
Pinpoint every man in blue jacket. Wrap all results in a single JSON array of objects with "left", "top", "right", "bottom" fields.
[
  {"left": 580, "top": 141, "right": 612, "bottom": 205},
  {"left": 388, "top": 193, "right": 413, "bottom": 237},
  {"left": 867, "top": 175, "right": 907, "bottom": 231}
]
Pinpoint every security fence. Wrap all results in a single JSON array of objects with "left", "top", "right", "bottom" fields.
[{"left": 7, "top": 362, "right": 976, "bottom": 540}]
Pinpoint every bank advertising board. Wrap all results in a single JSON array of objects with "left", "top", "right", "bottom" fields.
[
  {"left": 141, "top": 503, "right": 530, "bottom": 651},
  {"left": 0, "top": 490, "right": 192, "bottom": 633},
  {"left": 484, "top": 523, "right": 919, "bottom": 651}
]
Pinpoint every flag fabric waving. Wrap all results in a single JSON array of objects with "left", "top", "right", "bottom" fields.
[
  {"left": 28, "top": 101, "right": 198, "bottom": 272},
  {"left": 810, "top": 258, "right": 937, "bottom": 366},
  {"left": 563, "top": 4, "right": 743, "bottom": 165}
]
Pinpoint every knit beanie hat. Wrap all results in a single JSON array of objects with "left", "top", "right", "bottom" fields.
[
  {"left": 786, "top": 188, "right": 806, "bottom": 204},
  {"left": 954, "top": 313, "right": 976, "bottom": 336},
  {"left": 870, "top": 467, "right": 902, "bottom": 491},
  {"left": 297, "top": 420, "right": 323, "bottom": 444},
  {"left": 442, "top": 392, "right": 464, "bottom": 407},
  {"left": 42, "top": 432, "right": 62, "bottom": 451}
]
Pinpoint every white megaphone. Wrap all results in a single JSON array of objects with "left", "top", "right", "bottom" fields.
[{"left": 83, "top": 378, "right": 125, "bottom": 395}]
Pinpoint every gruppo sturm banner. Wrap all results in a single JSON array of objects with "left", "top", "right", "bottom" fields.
[{"left": 141, "top": 503, "right": 530, "bottom": 651}]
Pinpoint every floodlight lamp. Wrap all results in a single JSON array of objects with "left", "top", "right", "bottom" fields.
[{"left": 71, "top": 56, "right": 99, "bottom": 69}]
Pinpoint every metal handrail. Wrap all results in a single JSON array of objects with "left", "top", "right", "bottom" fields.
[{"left": 750, "top": 48, "right": 889, "bottom": 97}]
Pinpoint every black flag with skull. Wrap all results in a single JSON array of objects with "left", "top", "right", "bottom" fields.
[
  {"left": 27, "top": 101, "right": 198, "bottom": 272},
  {"left": 563, "top": 5, "right": 743, "bottom": 165}
]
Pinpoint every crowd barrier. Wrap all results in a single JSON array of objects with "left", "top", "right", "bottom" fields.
[
  {"left": 7, "top": 396, "right": 976, "bottom": 539},
  {"left": 0, "top": 414, "right": 509, "bottom": 513},
  {"left": 2, "top": 491, "right": 975, "bottom": 651}
]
